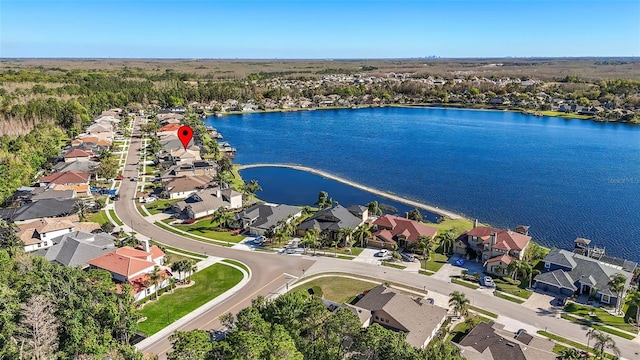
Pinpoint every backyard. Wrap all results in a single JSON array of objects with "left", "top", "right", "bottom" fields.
[
  {"left": 174, "top": 218, "right": 245, "bottom": 243},
  {"left": 143, "top": 198, "right": 179, "bottom": 215},
  {"left": 137, "top": 263, "right": 243, "bottom": 336},
  {"left": 296, "top": 276, "right": 376, "bottom": 304}
]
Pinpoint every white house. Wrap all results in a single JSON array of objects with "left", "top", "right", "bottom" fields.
[{"left": 16, "top": 217, "right": 76, "bottom": 252}]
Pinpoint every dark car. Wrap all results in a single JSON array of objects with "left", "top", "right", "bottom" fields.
[
  {"left": 455, "top": 258, "right": 466, "bottom": 266},
  {"left": 182, "top": 218, "right": 196, "bottom": 224}
]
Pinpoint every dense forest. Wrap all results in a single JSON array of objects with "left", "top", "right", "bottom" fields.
[
  {"left": 167, "top": 291, "right": 464, "bottom": 360},
  {"left": 0, "top": 230, "right": 144, "bottom": 360}
]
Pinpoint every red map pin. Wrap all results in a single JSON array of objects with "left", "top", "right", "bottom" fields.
[{"left": 177, "top": 126, "right": 193, "bottom": 150}]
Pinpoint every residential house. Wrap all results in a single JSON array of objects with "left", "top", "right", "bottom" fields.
[
  {"left": 87, "top": 240, "right": 170, "bottom": 302},
  {"left": 161, "top": 161, "right": 217, "bottom": 178},
  {"left": 168, "top": 148, "right": 201, "bottom": 164},
  {"left": 533, "top": 248, "right": 634, "bottom": 305},
  {"left": 171, "top": 187, "right": 242, "bottom": 220},
  {"left": 457, "top": 321, "right": 556, "bottom": 360},
  {"left": 297, "top": 204, "right": 366, "bottom": 243},
  {"left": 15, "top": 217, "right": 76, "bottom": 252},
  {"left": 348, "top": 285, "right": 448, "bottom": 348},
  {"left": 38, "top": 171, "right": 91, "bottom": 196},
  {"left": 30, "top": 188, "right": 76, "bottom": 201},
  {"left": 162, "top": 175, "right": 214, "bottom": 199},
  {"left": 51, "top": 159, "right": 99, "bottom": 173},
  {"left": 63, "top": 149, "right": 93, "bottom": 162},
  {"left": 39, "top": 230, "right": 116, "bottom": 269},
  {"left": 368, "top": 214, "right": 438, "bottom": 250},
  {"left": 453, "top": 223, "right": 531, "bottom": 275},
  {"left": 0, "top": 198, "right": 78, "bottom": 223},
  {"left": 231, "top": 203, "right": 302, "bottom": 235}
]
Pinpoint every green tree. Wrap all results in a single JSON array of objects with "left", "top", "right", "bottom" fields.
[
  {"left": 366, "top": 201, "right": 382, "bottom": 216},
  {"left": 149, "top": 265, "right": 162, "bottom": 300},
  {"left": 96, "top": 155, "right": 119, "bottom": 180},
  {"left": 100, "top": 222, "right": 115, "bottom": 234},
  {"left": 608, "top": 273, "right": 627, "bottom": 314},
  {"left": 73, "top": 200, "right": 90, "bottom": 221},
  {"left": 243, "top": 179, "right": 262, "bottom": 203},
  {"left": 556, "top": 347, "right": 589, "bottom": 360},
  {"left": 353, "top": 223, "right": 373, "bottom": 248},
  {"left": 448, "top": 290, "right": 470, "bottom": 318},
  {"left": 167, "top": 330, "right": 212, "bottom": 360},
  {"left": 301, "top": 228, "right": 320, "bottom": 255},
  {"left": 0, "top": 219, "right": 23, "bottom": 255},
  {"left": 437, "top": 231, "right": 456, "bottom": 254},
  {"left": 407, "top": 208, "right": 423, "bottom": 222},
  {"left": 589, "top": 329, "right": 620, "bottom": 359},
  {"left": 315, "top": 191, "right": 333, "bottom": 209},
  {"left": 627, "top": 290, "right": 640, "bottom": 329}
]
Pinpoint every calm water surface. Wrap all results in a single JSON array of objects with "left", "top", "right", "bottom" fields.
[{"left": 208, "top": 107, "right": 640, "bottom": 261}]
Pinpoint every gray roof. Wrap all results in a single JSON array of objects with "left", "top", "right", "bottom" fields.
[
  {"left": 30, "top": 189, "right": 75, "bottom": 201},
  {"left": 533, "top": 269, "right": 577, "bottom": 291},
  {"left": 459, "top": 322, "right": 555, "bottom": 360},
  {"left": 52, "top": 160, "right": 99, "bottom": 173},
  {"left": 234, "top": 203, "right": 301, "bottom": 231},
  {"left": 43, "top": 231, "right": 116, "bottom": 268},
  {"left": 0, "top": 198, "right": 77, "bottom": 222},
  {"left": 346, "top": 204, "right": 367, "bottom": 217},
  {"left": 536, "top": 249, "right": 633, "bottom": 297},
  {"left": 172, "top": 187, "right": 241, "bottom": 217},
  {"left": 354, "top": 285, "right": 447, "bottom": 348},
  {"left": 297, "top": 204, "right": 363, "bottom": 233}
]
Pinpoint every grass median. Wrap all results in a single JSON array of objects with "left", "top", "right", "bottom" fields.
[
  {"left": 537, "top": 330, "right": 617, "bottom": 359},
  {"left": 137, "top": 263, "right": 243, "bottom": 336},
  {"left": 154, "top": 221, "right": 234, "bottom": 247},
  {"left": 564, "top": 302, "right": 638, "bottom": 334},
  {"left": 108, "top": 210, "right": 124, "bottom": 226},
  {"left": 451, "top": 278, "right": 479, "bottom": 290},
  {"left": 493, "top": 291, "right": 524, "bottom": 304},
  {"left": 561, "top": 313, "right": 636, "bottom": 340},
  {"left": 382, "top": 262, "right": 407, "bottom": 270}
]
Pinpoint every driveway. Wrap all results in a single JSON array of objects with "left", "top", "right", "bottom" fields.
[
  {"left": 353, "top": 247, "right": 384, "bottom": 265},
  {"left": 523, "top": 291, "right": 563, "bottom": 318},
  {"left": 432, "top": 254, "right": 485, "bottom": 281}
]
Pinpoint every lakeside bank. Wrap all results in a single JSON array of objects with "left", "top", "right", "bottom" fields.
[{"left": 236, "top": 163, "right": 463, "bottom": 220}]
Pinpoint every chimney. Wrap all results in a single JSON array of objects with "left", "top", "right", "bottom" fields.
[
  {"left": 404, "top": 212, "right": 409, "bottom": 219},
  {"left": 141, "top": 239, "right": 150, "bottom": 252},
  {"left": 216, "top": 189, "right": 221, "bottom": 198},
  {"left": 474, "top": 219, "right": 478, "bottom": 228},
  {"left": 490, "top": 232, "right": 497, "bottom": 247}
]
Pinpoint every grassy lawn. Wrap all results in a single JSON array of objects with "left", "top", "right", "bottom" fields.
[
  {"left": 451, "top": 278, "right": 479, "bottom": 290},
  {"left": 144, "top": 199, "right": 179, "bottom": 215},
  {"left": 221, "top": 259, "right": 249, "bottom": 273},
  {"left": 296, "top": 277, "right": 376, "bottom": 304},
  {"left": 469, "top": 305, "right": 498, "bottom": 319},
  {"left": 537, "top": 331, "right": 617, "bottom": 359},
  {"left": 420, "top": 252, "right": 449, "bottom": 272},
  {"left": 87, "top": 211, "right": 109, "bottom": 225},
  {"left": 419, "top": 270, "right": 434, "bottom": 276},
  {"left": 539, "top": 111, "right": 593, "bottom": 120},
  {"left": 381, "top": 262, "right": 407, "bottom": 270},
  {"left": 137, "top": 263, "right": 243, "bottom": 335},
  {"left": 493, "top": 291, "right": 525, "bottom": 304},
  {"left": 493, "top": 277, "right": 533, "bottom": 299},
  {"left": 164, "top": 252, "right": 194, "bottom": 266},
  {"left": 564, "top": 303, "right": 638, "bottom": 334},
  {"left": 148, "top": 241, "right": 206, "bottom": 260},
  {"left": 108, "top": 210, "right": 124, "bottom": 226},
  {"left": 561, "top": 314, "right": 635, "bottom": 340},
  {"left": 154, "top": 221, "right": 234, "bottom": 247},
  {"left": 424, "top": 218, "right": 475, "bottom": 236},
  {"left": 174, "top": 221, "right": 245, "bottom": 243}
]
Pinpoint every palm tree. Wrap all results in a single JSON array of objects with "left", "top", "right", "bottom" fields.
[
  {"left": 437, "top": 231, "right": 456, "bottom": 254},
  {"left": 590, "top": 329, "right": 620, "bottom": 359},
  {"left": 448, "top": 290, "right": 470, "bottom": 318},
  {"left": 556, "top": 347, "right": 588, "bottom": 360},
  {"left": 315, "top": 191, "right": 332, "bottom": 209},
  {"left": 518, "top": 262, "right": 537, "bottom": 287},
  {"left": 187, "top": 259, "right": 198, "bottom": 284},
  {"left": 353, "top": 224, "right": 372, "bottom": 248},
  {"left": 608, "top": 273, "right": 627, "bottom": 314},
  {"left": 149, "top": 265, "right": 162, "bottom": 300},
  {"left": 272, "top": 228, "right": 287, "bottom": 246},
  {"left": 627, "top": 290, "right": 640, "bottom": 328},
  {"left": 243, "top": 179, "right": 262, "bottom": 203},
  {"left": 337, "top": 227, "right": 353, "bottom": 248},
  {"left": 302, "top": 228, "right": 320, "bottom": 255},
  {"left": 73, "top": 200, "right": 90, "bottom": 221},
  {"left": 507, "top": 260, "right": 521, "bottom": 281},
  {"left": 586, "top": 328, "right": 596, "bottom": 350},
  {"left": 366, "top": 201, "right": 382, "bottom": 217}
]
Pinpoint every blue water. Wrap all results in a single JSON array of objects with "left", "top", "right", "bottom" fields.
[{"left": 208, "top": 107, "right": 640, "bottom": 261}]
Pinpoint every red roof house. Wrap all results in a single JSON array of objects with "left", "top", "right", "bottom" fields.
[
  {"left": 369, "top": 214, "right": 438, "bottom": 249},
  {"left": 63, "top": 149, "right": 93, "bottom": 162},
  {"left": 39, "top": 170, "right": 91, "bottom": 186}
]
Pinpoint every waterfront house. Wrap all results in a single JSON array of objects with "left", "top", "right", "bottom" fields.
[
  {"left": 457, "top": 321, "right": 556, "bottom": 360},
  {"left": 348, "top": 285, "right": 448, "bottom": 349},
  {"left": 161, "top": 160, "right": 217, "bottom": 178},
  {"left": 171, "top": 187, "right": 242, "bottom": 220},
  {"left": 87, "top": 240, "right": 171, "bottom": 302},
  {"left": 296, "top": 204, "right": 365, "bottom": 244},
  {"left": 230, "top": 203, "right": 302, "bottom": 236},
  {"left": 454, "top": 223, "right": 531, "bottom": 275},
  {"left": 161, "top": 175, "right": 214, "bottom": 199},
  {"left": 368, "top": 214, "right": 438, "bottom": 250},
  {"left": 533, "top": 248, "right": 634, "bottom": 305}
]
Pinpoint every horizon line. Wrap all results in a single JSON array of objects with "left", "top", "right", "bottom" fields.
[{"left": 2, "top": 56, "right": 640, "bottom": 61}]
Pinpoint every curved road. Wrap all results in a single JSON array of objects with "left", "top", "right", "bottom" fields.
[
  {"left": 114, "top": 118, "right": 315, "bottom": 359},
  {"left": 117, "top": 117, "right": 640, "bottom": 360},
  {"left": 236, "top": 163, "right": 462, "bottom": 219}
]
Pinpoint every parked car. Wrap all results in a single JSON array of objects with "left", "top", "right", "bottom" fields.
[
  {"left": 377, "top": 249, "right": 390, "bottom": 257},
  {"left": 455, "top": 258, "right": 466, "bottom": 266},
  {"left": 401, "top": 252, "right": 416, "bottom": 262},
  {"left": 482, "top": 276, "right": 496, "bottom": 287},
  {"left": 112, "top": 194, "right": 120, "bottom": 201},
  {"left": 254, "top": 236, "right": 265, "bottom": 244},
  {"left": 182, "top": 218, "right": 196, "bottom": 224}
]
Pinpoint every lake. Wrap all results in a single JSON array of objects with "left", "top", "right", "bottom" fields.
[{"left": 207, "top": 107, "right": 640, "bottom": 262}]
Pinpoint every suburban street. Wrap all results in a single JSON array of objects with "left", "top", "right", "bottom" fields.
[{"left": 116, "top": 117, "right": 640, "bottom": 360}]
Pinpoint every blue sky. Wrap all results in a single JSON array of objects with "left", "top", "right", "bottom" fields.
[{"left": 1, "top": 0, "right": 639, "bottom": 58}]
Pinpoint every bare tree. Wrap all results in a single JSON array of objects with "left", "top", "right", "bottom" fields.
[{"left": 16, "top": 294, "right": 59, "bottom": 360}]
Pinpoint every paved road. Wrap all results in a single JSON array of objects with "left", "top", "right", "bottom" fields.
[
  {"left": 114, "top": 118, "right": 315, "bottom": 359},
  {"left": 117, "top": 118, "right": 640, "bottom": 360}
]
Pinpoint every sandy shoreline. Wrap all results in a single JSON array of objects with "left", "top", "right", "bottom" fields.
[{"left": 236, "top": 163, "right": 464, "bottom": 220}]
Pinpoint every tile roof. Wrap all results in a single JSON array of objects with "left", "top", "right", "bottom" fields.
[
  {"left": 53, "top": 184, "right": 90, "bottom": 193},
  {"left": 458, "top": 322, "right": 556, "bottom": 360},
  {"left": 172, "top": 187, "right": 240, "bottom": 216},
  {"left": 64, "top": 149, "right": 93, "bottom": 158},
  {"left": 354, "top": 285, "right": 447, "bottom": 348},
  {"left": 128, "top": 270, "right": 172, "bottom": 294},
  {"left": 0, "top": 198, "right": 77, "bottom": 222},
  {"left": 39, "top": 170, "right": 90, "bottom": 185},
  {"left": 373, "top": 215, "right": 438, "bottom": 243},
  {"left": 163, "top": 175, "right": 213, "bottom": 194},
  {"left": 159, "top": 123, "right": 181, "bottom": 132},
  {"left": 52, "top": 160, "right": 99, "bottom": 173},
  {"left": 465, "top": 226, "right": 531, "bottom": 251},
  {"left": 87, "top": 246, "right": 157, "bottom": 278},
  {"left": 485, "top": 254, "right": 513, "bottom": 266}
]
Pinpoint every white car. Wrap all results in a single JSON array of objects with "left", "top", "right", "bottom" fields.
[{"left": 377, "top": 250, "right": 390, "bottom": 257}]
